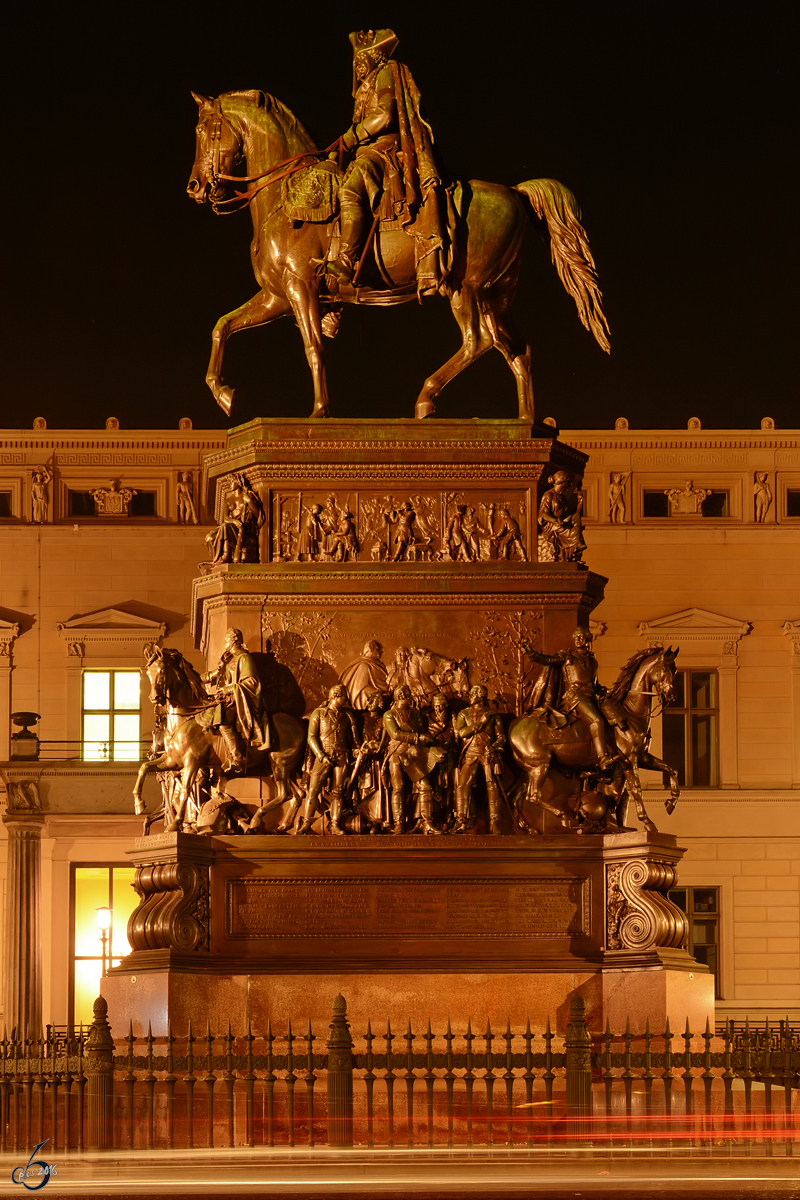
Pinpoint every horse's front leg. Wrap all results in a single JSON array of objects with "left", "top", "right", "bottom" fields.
[
  {"left": 167, "top": 756, "right": 200, "bottom": 833},
  {"left": 623, "top": 759, "right": 658, "bottom": 833},
  {"left": 638, "top": 749, "right": 681, "bottom": 814},
  {"left": 133, "top": 754, "right": 169, "bottom": 816},
  {"left": 206, "top": 290, "right": 292, "bottom": 416},
  {"left": 285, "top": 274, "right": 330, "bottom": 417}
]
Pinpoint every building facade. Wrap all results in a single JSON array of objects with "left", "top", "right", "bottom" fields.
[{"left": 1, "top": 417, "right": 798, "bottom": 1032}]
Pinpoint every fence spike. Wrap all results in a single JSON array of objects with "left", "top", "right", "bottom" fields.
[{"left": 664, "top": 1016, "right": 672, "bottom": 1040}]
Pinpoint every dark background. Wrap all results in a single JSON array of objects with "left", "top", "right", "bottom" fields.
[{"left": 4, "top": 1, "right": 796, "bottom": 431}]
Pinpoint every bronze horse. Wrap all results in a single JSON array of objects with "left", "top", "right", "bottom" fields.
[
  {"left": 508, "top": 646, "right": 680, "bottom": 833},
  {"left": 133, "top": 647, "right": 305, "bottom": 833},
  {"left": 187, "top": 90, "right": 610, "bottom": 420}
]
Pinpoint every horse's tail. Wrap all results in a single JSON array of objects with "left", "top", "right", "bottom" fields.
[{"left": 514, "top": 179, "right": 611, "bottom": 354}]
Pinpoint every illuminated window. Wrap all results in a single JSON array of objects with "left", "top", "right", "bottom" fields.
[
  {"left": 81, "top": 670, "right": 141, "bottom": 760},
  {"left": 662, "top": 669, "right": 719, "bottom": 787},
  {"left": 669, "top": 885, "right": 720, "bottom": 998},
  {"left": 70, "top": 865, "right": 139, "bottom": 1025}
]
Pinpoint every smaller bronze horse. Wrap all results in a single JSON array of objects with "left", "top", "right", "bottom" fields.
[
  {"left": 134, "top": 647, "right": 305, "bottom": 833},
  {"left": 508, "top": 646, "right": 680, "bottom": 833}
]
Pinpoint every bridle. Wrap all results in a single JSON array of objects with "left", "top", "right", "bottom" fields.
[{"left": 202, "top": 98, "right": 343, "bottom": 215}]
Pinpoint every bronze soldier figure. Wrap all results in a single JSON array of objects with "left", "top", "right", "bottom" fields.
[
  {"left": 454, "top": 685, "right": 507, "bottom": 834},
  {"left": 326, "top": 28, "right": 447, "bottom": 294},
  {"left": 492, "top": 505, "right": 526, "bottom": 560},
  {"left": 297, "top": 683, "right": 359, "bottom": 835},
  {"left": 427, "top": 692, "right": 457, "bottom": 827},
  {"left": 526, "top": 628, "right": 619, "bottom": 770},
  {"left": 382, "top": 684, "right": 443, "bottom": 835},
  {"left": 350, "top": 690, "right": 389, "bottom": 833}
]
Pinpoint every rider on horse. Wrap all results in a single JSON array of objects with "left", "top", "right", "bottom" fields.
[
  {"left": 205, "top": 628, "right": 269, "bottom": 772},
  {"left": 526, "top": 628, "right": 621, "bottom": 771},
  {"left": 326, "top": 28, "right": 450, "bottom": 296}
]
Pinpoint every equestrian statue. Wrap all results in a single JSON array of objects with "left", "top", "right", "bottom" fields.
[{"left": 187, "top": 28, "right": 610, "bottom": 420}]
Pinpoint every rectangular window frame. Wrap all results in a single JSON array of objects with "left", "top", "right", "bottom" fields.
[
  {"left": 669, "top": 884, "right": 721, "bottom": 999},
  {"left": 662, "top": 667, "right": 720, "bottom": 789},
  {"left": 81, "top": 669, "right": 142, "bottom": 762},
  {"left": 68, "top": 863, "right": 138, "bottom": 1028}
]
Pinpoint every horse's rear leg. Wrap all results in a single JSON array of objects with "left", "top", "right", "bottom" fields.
[
  {"left": 415, "top": 287, "right": 493, "bottom": 418},
  {"left": 483, "top": 294, "right": 534, "bottom": 421},
  {"left": 207, "top": 291, "right": 292, "bottom": 416}
]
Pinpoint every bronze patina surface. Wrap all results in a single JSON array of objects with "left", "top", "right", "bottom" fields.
[{"left": 186, "top": 29, "right": 610, "bottom": 420}]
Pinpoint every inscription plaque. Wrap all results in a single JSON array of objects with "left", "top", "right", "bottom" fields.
[{"left": 227, "top": 878, "right": 587, "bottom": 939}]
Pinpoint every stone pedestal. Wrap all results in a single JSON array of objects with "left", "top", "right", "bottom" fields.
[
  {"left": 102, "top": 830, "right": 714, "bottom": 1038},
  {"left": 2, "top": 812, "right": 44, "bottom": 1036}
]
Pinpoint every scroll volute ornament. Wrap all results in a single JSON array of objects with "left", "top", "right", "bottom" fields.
[
  {"left": 606, "top": 860, "right": 687, "bottom": 952},
  {"left": 128, "top": 861, "right": 210, "bottom": 953}
]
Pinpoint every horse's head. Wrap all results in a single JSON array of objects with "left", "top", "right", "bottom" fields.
[
  {"left": 143, "top": 644, "right": 167, "bottom": 707},
  {"left": 187, "top": 93, "right": 243, "bottom": 205},
  {"left": 649, "top": 645, "right": 680, "bottom": 706}
]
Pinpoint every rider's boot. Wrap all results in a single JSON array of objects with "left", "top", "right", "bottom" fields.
[
  {"left": 418, "top": 786, "right": 441, "bottom": 836},
  {"left": 590, "top": 722, "right": 618, "bottom": 771},
  {"left": 452, "top": 788, "right": 470, "bottom": 834},
  {"left": 486, "top": 784, "right": 502, "bottom": 835},
  {"left": 390, "top": 789, "right": 405, "bottom": 835},
  {"left": 219, "top": 726, "right": 245, "bottom": 774},
  {"left": 328, "top": 791, "right": 346, "bottom": 836},
  {"left": 326, "top": 200, "right": 367, "bottom": 286}
]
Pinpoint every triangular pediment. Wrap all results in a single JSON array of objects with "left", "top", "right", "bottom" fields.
[
  {"left": 0, "top": 618, "right": 20, "bottom": 636},
  {"left": 638, "top": 607, "right": 751, "bottom": 641},
  {"left": 56, "top": 607, "right": 166, "bottom": 645}
]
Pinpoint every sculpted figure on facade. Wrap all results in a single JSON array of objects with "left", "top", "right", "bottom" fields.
[
  {"left": 525, "top": 628, "right": 619, "bottom": 770},
  {"left": 296, "top": 503, "right": 323, "bottom": 560},
  {"left": 537, "top": 471, "right": 585, "bottom": 563},
  {"left": 491, "top": 504, "right": 527, "bottom": 560},
  {"left": 177, "top": 471, "right": 199, "bottom": 524},
  {"left": 296, "top": 684, "right": 359, "bottom": 835},
  {"left": 325, "top": 29, "right": 447, "bottom": 296},
  {"left": 331, "top": 508, "right": 359, "bottom": 561},
  {"left": 664, "top": 480, "right": 710, "bottom": 516},
  {"left": 382, "top": 685, "right": 443, "bottom": 834},
  {"left": 91, "top": 479, "right": 138, "bottom": 517},
  {"left": 608, "top": 472, "right": 630, "bottom": 524},
  {"left": 350, "top": 690, "right": 389, "bottom": 832},
  {"left": 205, "top": 628, "right": 269, "bottom": 771},
  {"left": 427, "top": 692, "right": 457, "bottom": 826},
  {"left": 339, "top": 639, "right": 389, "bottom": 709},
  {"left": 453, "top": 684, "right": 507, "bottom": 834},
  {"left": 754, "top": 472, "right": 772, "bottom": 523},
  {"left": 31, "top": 465, "right": 52, "bottom": 524},
  {"left": 206, "top": 473, "right": 265, "bottom": 564}
]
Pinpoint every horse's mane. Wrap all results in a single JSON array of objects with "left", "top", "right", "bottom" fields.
[
  {"left": 163, "top": 649, "right": 210, "bottom": 705},
  {"left": 220, "top": 90, "right": 316, "bottom": 150},
  {"left": 608, "top": 646, "right": 662, "bottom": 703}
]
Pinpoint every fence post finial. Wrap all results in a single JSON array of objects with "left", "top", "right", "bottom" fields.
[
  {"left": 565, "top": 991, "right": 592, "bottom": 1145},
  {"left": 86, "top": 995, "right": 114, "bottom": 1150},
  {"left": 327, "top": 993, "right": 353, "bottom": 1148}
]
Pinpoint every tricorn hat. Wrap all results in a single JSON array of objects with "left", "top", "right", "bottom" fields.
[{"left": 349, "top": 28, "right": 399, "bottom": 94}]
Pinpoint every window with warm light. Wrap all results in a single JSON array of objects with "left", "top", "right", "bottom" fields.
[
  {"left": 661, "top": 669, "right": 719, "bottom": 787},
  {"left": 81, "top": 670, "right": 142, "bottom": 761},
  {"left": 70, "top": 865, "right": 139, "bottom": 1025}
]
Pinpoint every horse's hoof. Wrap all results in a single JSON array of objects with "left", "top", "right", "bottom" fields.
[
  {"left": 134, "top": 799, "right": 145, "bottom": 816},
  {"left": 217, "top": 386, "right": 234, "bottom": 416},
  {"left": 415, "top": 395, "right": 436, "bottom": 419},
  {"left": 165, "top": 820, "right": 180, "bottom": 833},
  {"left": 310, "top": 404, "right": 330, "bottom": 419}
]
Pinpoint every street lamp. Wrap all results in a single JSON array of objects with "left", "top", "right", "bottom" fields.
[{"left": 96, "top": 906, "right": 111, "bottom": 978}]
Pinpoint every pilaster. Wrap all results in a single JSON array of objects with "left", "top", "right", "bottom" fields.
[{"left": 2, "top": 811, "right": 44, "bottom": 1036}]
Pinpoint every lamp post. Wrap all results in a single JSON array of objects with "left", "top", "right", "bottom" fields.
[{"left": 96, "top": 906, "right": 111, "bottom": 978}]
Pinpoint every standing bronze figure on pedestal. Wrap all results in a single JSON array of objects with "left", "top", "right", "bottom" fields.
[{"left": 187, "top": 29, "right": 610, "bottom": 420}]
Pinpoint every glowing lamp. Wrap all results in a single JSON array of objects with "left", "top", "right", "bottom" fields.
[{"left": 96, "top": 906, "right": 111, "bottom": 931}]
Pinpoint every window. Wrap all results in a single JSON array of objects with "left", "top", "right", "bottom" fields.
[
  {"left": 787, "top": 490, "right": 800, "bottom": 517},
  {"left": 700, "top": 491, "right": 729, "bottom": 517},
  {"left": 0, "top": 492, "right": 12, "bottom": 517},
  {"left": 69, "top": 490, "right": 96, "bottom": 517},
  {"left": 129, "top": 491, "right": 157, "bottom": 517},
  {"left": 669, "top": 885, "right": 720, "bottom": 998},
  {"left": 643, "top": 491, "right": 669, "bottom": 517},
  {"left": 81, "top": 670, "right": 142, "bottom": 760},
  {"left": 662, "top": 669, "right": 719, "bottom": 787},
  {"left": 70, "top": 865, "right": 139, "bottom": 1026}
]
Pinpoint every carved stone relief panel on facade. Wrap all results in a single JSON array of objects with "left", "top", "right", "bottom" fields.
[{"left": 270, "top": 490, "right": 529, "bottom": 564}]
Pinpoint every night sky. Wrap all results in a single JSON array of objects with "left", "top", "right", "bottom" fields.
[{"left": 4, "top": 2, "right": 796, "bottom": 431}]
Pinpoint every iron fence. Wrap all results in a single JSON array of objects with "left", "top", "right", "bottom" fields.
[{"left": 1, "top": 994, "right": 799, "bottom": 1154}]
